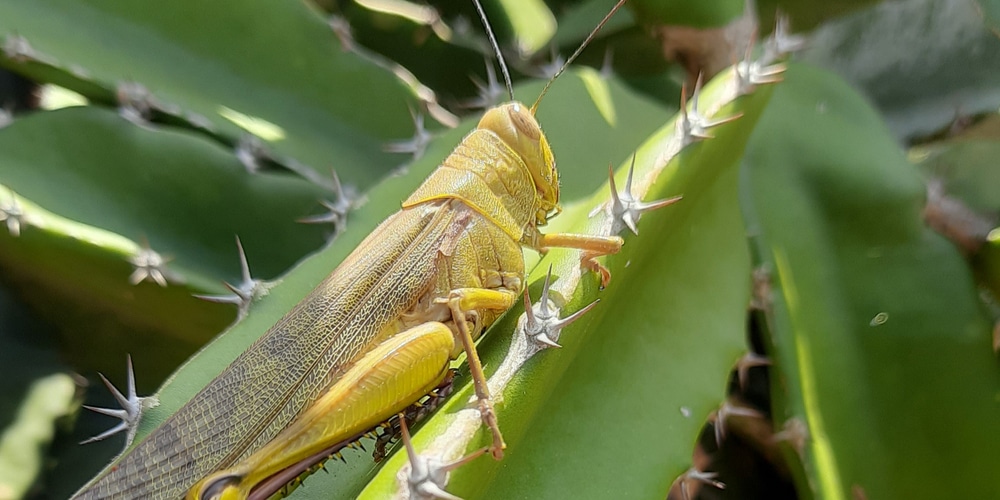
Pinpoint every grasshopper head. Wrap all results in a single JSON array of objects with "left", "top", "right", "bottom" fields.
[{"left": 478, "top": 101, "right": 560, "bottom": 225}]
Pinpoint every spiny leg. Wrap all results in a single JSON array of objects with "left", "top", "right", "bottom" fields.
[
  {"left": 373, "top": 371, "right": 457, "bottom": 462},
  {"left": 436, "top": 287, "right": 518, "bottom": 459}
]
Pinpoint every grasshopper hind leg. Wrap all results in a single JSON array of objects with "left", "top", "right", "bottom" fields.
[{"left": 187, "top": 322, "right": 457, "bottom": 500}]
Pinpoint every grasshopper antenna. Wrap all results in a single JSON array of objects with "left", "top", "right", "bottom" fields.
[
  {"left": 472, "top": 0, "right": 514, "bottom": 102},
  {"left": 531, "top": 0, "right": 628, "bottom": 114}
]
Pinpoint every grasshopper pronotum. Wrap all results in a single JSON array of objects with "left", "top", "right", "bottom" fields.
[{"left": 73, "top": 1, "right": 627, "bottom": 498}]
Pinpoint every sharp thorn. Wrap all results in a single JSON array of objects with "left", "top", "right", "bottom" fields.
[
  {"left": 522, "top": 286, "right": 536, "bottom": 329},
  {"left": 534, "top": 334, "right": 562, "bottom": 349},
  {"left": 125, "top": 354, "right": 136, "bottom": 397},
  {"left": 234, "top": 236, "right": 251, "bottom": 284},
  {"left": 81, "top": 405, "right": 126, "bottom": 419},
  {"left": 692, "top": 72, "right": 704, "bottom": 110},
  {"left": 78, "top": 422, "right": 128, "bottom": 445},
  {"left": 331, "top": 169, "right": 346, "bottom": 200},
  {"left": 553, "top": 299, "right": 600, "bottom": 330},
  {"left": 419, "top": 482, "right": 464, "bottom": 500},
  {"left": 608, "top": 163, "right": 622, "bottom": 211},
  {"left": 539, "top": 264, "right": 554, "bottom": 317},
  {"left": 623, "top": 212, "right": 639, "bottom": 235},
  {"left": 624, "top": 153, "right": 637, "bottom": 195},
  {"left": 638, "top": 195, "right": 683, "bottom": 213},
  {"left": 97, "top": 373, "right": 128, "bottom": 408},
  {"left": 193, "top": 292, "right": 243, "bottom": 306},
  {"left": 680, "top": 82, "right": 690, "bottom": 122}
]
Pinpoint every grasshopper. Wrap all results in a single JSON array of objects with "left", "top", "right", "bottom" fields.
[{"left": 73, "top": 1, "right": 627, "bottom": 498}]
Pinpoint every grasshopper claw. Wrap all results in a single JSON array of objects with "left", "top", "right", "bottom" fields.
[
  {"left": 578, "top": 251, "right": 613, "bottom": 288},
  {"left": 476, "top": 400, "right": 505, "bottom": 460},
  {"left": 80, "top": 355, "right": 159, "bottom": 452}
]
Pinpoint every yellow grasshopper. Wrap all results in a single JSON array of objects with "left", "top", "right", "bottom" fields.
[{"left": 73, "top": 1, "right": 626, "bottom": 498}]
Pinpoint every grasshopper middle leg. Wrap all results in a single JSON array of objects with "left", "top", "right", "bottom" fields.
[{"left": 437, "top": 287, "right": 518, "bottom": 459}]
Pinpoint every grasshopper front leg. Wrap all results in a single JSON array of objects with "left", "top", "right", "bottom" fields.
[
  {"left": 531, "top": 230, "right": 625, "bottom": 286},
  {"left": 437, "top": 287, "right": 519, "bottom": 459}
]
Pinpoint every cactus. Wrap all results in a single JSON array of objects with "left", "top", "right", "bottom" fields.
[
  {"left": 358, "top": 61, "right": 776, "bottom": 500},
  {"left": 741, "top": 61, "right": 1000, "bottom": 499},
  {"left": 0, "top": 0, "right": 998, "bottom": 499}
]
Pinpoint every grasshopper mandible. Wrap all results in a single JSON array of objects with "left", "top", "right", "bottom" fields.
[{"left": 73, "top": 1, "right": 626, "bottom": 498}]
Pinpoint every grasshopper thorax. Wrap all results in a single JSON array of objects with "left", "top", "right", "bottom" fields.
[
  {"left": 477, "top": 101, "right": 559, "bottom": 226},
  {"left": 469, "top": 0, "right": 625, "bottom": 228}
]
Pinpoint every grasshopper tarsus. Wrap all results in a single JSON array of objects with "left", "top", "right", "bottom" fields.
[{"left": 480, "top": 400, "right": 506, "bottom": 460}]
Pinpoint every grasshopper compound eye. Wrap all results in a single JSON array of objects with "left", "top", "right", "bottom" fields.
[{"left": 508, "top": 103, "right": 540, "bottom": 140}]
